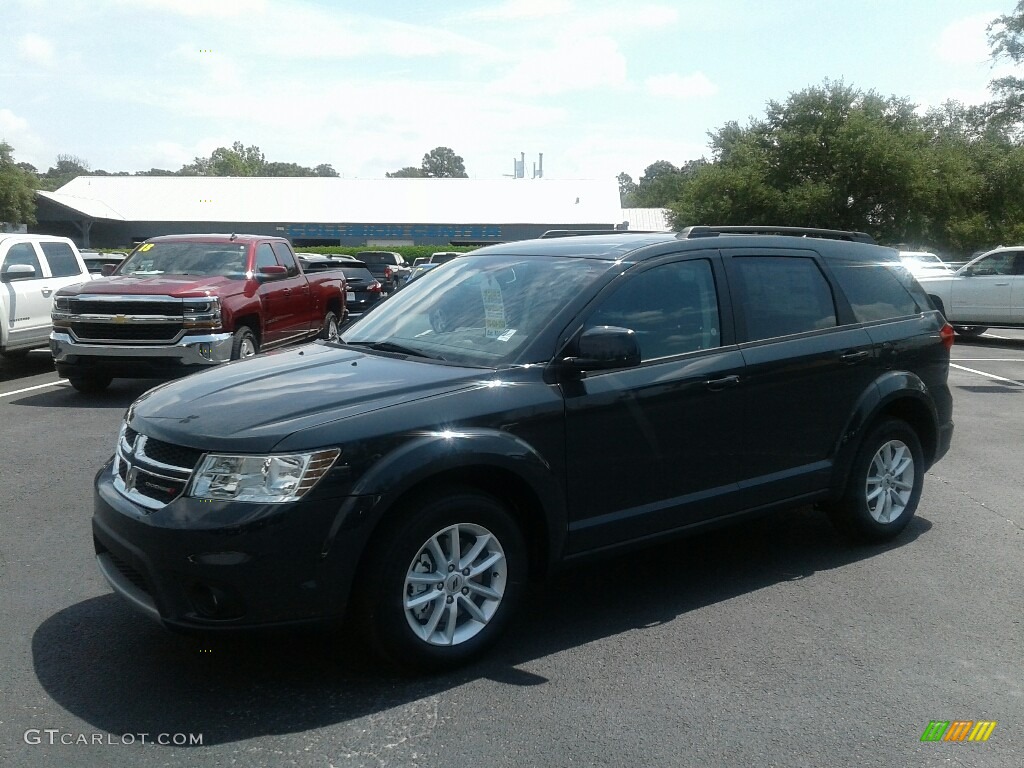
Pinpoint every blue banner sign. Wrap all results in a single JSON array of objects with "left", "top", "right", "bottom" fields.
[{"left": 285, "top": 223, "right": 503, "bottom": 240}]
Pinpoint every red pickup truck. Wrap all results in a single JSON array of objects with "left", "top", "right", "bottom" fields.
[{"left": 50, "top": 233, "right": 346, "bottom": 392}]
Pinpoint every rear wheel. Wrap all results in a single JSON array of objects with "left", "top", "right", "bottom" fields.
[
  {"left": 68, "top": 373, "right": 112, "bottom": 393},
  {"left": 826, "top": 419, "right": 924, "bottom": 542},
  {"left": 353, "top": 487, "right": 526, "bottom": 672},
  {"left": 319, "top": 311, "right": 340, "bottom": 341},
  {"left": 230, "top": 327, "right": 258, "bottom": 360},
  {"left": 952, "top": 325, "right": 987, "bottom": 337}
]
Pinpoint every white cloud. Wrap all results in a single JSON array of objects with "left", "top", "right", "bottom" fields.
[
  {"left": 463, "top": 0, "right": 572, "bottom": 21},
  {"left": 645, "top": 72, "right": 717, "bottom": 100},
  {"left": 935, "top": 13, "right": 996, "bottom": 64},
  {"left": 18, "top": 33, "right": 55, "bottom": 67},
  {"left": 492, "top": 37, "right": 628, "bottom": 95},
  {"left": 0, "top": 109, "right": 47, "bottom": 167}
]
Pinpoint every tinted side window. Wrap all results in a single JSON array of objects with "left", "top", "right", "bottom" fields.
[
  {"left": 2, "top": 243, "right": 43, "bottom": 277},
  {"left": 271, "top": 242, "right": 299, "bottom": 276},
  {"left": 39, "top": 242, "right": 82, "bottom": 277},
  {"left": 586, "top": 259, "right": 720, "bottom": 361},
  {"left": 732, "top": 256, "right": 837, "bottom": 342},
  {"left": 255, "top": 243, "right": 278, "bottom": 270},
  {"left": 969, "top": 251, "right": 1017, "bottom": 276},
  {"left": 831, "top": 260, "right": 922, "bottom": 322}
]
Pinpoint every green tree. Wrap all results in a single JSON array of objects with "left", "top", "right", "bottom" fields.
[
  {"left": 313, "top": 163, "right": 339, "bottom": 177},
  {"left": 179, "top": 142, "right": 265, "bottom": 176},
  {"left": 669, "top": 81, "right": 934, "bottom": 244},
  {"left": 37, "top": 154, "right": 90, "bottom": 191},
  {"left": 420, "top": 147, "right": 468, "bottom": 178},
  {"left": 987, "top": 2, "right": 1024, "bottom": 134},
  {"left": 617, "top": 172, "right": 637, "bottom": 202},
  {"left": 386, "top": 166, "right": 424, "bottom": 178},
  {"left": 0, "top": 142, "right": 38, "bottom": 226}
]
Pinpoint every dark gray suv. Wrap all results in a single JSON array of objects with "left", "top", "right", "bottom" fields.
[{"left": 92, "top": 226, "right": 953, "bottom": 671}]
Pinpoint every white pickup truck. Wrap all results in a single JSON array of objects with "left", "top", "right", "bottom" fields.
[
  {"left": 917, "top": 246, "right": 1024, "bottom": 337},
  {"left": 1, "top": 234, "right": 90, "bottom": 358}
]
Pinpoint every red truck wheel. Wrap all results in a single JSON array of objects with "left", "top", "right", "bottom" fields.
[{"left": 231, "top": 327, "right": 258, "bottom": 360}]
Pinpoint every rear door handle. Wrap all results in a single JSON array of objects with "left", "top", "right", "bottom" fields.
[
  {"left": 840, "top": 350, "right": 870, "bottom": 363},
  {"left": 705, "top": 375, "right": 740, "bottom": 391}
]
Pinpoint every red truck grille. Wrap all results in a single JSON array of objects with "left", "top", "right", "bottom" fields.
[{"left": 71, "top": 322, "right": 184, "bottom": 343}]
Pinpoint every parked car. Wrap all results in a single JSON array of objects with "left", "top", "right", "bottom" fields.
[
  {"left": 92, "top": 226, "right": 953, "bottom": 672},
  {"left": 51, "top": 234, "right": 346, "bottom": 391},
  {"left": 0, "top": 234, "right": 90, "bottom": 358},
  {"left": 916, "top": 245, "right": 1024, "bottom": 336},
  {"left": 405, "top": 251, "right": 463, "bottom": 285},
  {"left": 80, "top": 250, "right": 128, "bottom": 276},
  {"left": 296, "top": 255, "right": 384, "bottom": 320},
  {"left": 354, "top": 251, "right": 411, "bottom": 293},
  {"left": 898, "top": 250, "right": 954, "bottom": 278}
]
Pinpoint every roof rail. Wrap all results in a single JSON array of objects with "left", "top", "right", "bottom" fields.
[
  {"left": 539, "top": 229, "right": 662, "bottom": 238},
  {"left": 677, "top": 225, "right": 876, "bottom": 245}
]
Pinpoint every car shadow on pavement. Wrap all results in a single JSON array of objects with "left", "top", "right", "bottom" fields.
[{"left": 31, "top": 507, "right": 931, "bottom": 746}]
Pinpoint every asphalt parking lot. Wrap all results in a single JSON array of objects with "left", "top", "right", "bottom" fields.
[{"left": 1, "top": 331, "right": 1022, "bottom": 768}]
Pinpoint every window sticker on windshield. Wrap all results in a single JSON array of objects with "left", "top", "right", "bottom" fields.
[
  {"left": 481, "top": 276, "right": 507, "bottom": 338},
  {"left": 497, "top": 328, "right": 517, "bottom": 342}
]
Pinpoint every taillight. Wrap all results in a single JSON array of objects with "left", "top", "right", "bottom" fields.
[
  {"left": 385, "top": 266, "right": 393, "bottom": 280},
  {"left": 940, "top": 322, "right": 955, "bottom": 351},
  {"left": 369, "top": 280, "right": 382, "bottom": 293}
]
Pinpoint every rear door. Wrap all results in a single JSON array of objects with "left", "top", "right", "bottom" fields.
[
  {"left": 722, "top": 248, "right": 877, "bottom": 506},
  {"left": 39, "top": 240, "right": 89, "bottom": 291},
  {"left": 271, "top": 242, "right": 314, "bottom": 340},
  {"left": 563, "top": 251, "right": 747, "bottom": 553},
  {"left": 1, "top": 242, "right": 53, "bottom": 348}
]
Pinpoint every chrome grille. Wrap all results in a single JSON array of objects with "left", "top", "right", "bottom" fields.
[{"left": 114, "top": 424, "right": 202, "bottom": 511}]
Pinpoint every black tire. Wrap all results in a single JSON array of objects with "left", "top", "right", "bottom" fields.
[
  {"left": 952, "top": 325, "right": 987, "bottom": 337},
  {"left": 68, "top": 373, "right": 112, "bottom": 393},
  {"left": 319, "top": 310, "right": 340, "bottom": 341},
  {"left": 826, "top": 419, "right": 924, "bottom": 543},
  {"left": 353, "top": 487, "right": 527, "bottom": 673},
  {"left": 230, "top": 326, "right": 258, "bottom": 360}
]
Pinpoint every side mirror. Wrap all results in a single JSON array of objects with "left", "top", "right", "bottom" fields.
[
  {"left": 1, "top": 264, "right": 36, "bottom": 282},
  {"left": 100, "top": 264, "right": 117, "bottom": 276},
  {"left": 563, "top": 326, "right": 641, "bottom": 371},
  {"left": 257, "top": 265, "right": 287, "bottom": 279}
]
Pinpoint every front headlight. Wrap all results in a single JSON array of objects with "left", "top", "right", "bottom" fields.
[{"left": 189, "top": 449, "right": 340, "bottom": 503}]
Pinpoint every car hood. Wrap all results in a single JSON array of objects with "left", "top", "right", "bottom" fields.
[
  {"left": 61, "top": 275, "right": 241, "bottom": 297},
  {"left": 129, "top": 343, "right": 486, "bottom": 452}
]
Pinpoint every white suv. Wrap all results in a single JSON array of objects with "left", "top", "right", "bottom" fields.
[{"left": 0, "top": 234, "right": 90, "bottom": 358}]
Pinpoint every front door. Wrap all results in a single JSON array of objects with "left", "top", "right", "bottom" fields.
[
  {"left": 563, "top": 254, "right": 746, "bottom": 553},
  {"left": 952, "top": 249, "right": 1020, "bottom": 322},
  {"left": 2, "top": 242, "right": 53, "bottom": 348}
]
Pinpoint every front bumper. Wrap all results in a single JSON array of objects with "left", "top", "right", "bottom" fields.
[
  {"left": 51, "top": 331, "right": 234, "bottom": 378},
  {"left": 92, "top": 461, "right": 370, "bottom": 630}
]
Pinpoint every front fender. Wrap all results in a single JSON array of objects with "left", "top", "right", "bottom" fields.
[{"left": 322, "top": 428, "right": 566, "bottom": 566}]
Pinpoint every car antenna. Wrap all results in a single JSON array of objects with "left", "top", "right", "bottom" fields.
[{"left": 230, "top": 233, "right": 238, "bottom": 241}]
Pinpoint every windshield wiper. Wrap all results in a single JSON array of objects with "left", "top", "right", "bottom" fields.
[{"left": 344, "top": 340, "right": 444, "bottom": 360}]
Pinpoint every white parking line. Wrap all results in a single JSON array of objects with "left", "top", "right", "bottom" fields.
[
  {"left": 954, "top": 358, "right": 1024, "bottom": 362},
  {"left": 0, "top": 380, "right": 70, "bottom": 399},
  {"left": 950, "top": 363, "right": 1024, "bottom": 387}
]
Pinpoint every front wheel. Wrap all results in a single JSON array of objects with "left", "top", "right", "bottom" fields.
[
  {"left": 353, "top": 487, "right": 526, "bottom": 672},
  {"left": 826, "top": 419, "right": 924, "bottom": 543},
  {"left": 68, "top": 373, "right": 112, "bottom": 393},
  {"left": 230, "top": 327, "right": 258, "bottom": 360},
  {"left": 952, "top": 325, "right": 987, "bottom": 337}
]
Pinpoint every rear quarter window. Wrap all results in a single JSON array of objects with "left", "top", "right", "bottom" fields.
[{"left": 830, "top": 260, "right": 923, "bottom": 322}]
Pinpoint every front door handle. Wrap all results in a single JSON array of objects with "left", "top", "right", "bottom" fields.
[
  {"left": 41, "top": 287, "right": 52, "bottom": 297},
  {"left": 705, "top": 375, "right": 740, "bottom": 391}
]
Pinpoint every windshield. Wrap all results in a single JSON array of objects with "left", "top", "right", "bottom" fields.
[
  {"left": 357, "top": 252, "right": 400, "bottom": 265},
  {"left": 120, "top": 242, "right": 249, "bottom": 276},
  {"left": 343, "top": 253, "right": 610, "bottom": 366}
]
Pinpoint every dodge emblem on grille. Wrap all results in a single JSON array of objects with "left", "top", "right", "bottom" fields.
[{"left": 124, "top": 465, "right": 138, "bottom": 492}]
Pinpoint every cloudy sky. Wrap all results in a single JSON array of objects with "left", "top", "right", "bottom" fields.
[{"left": 2, "top": 0, "right": 1018, "bottom": 182}]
